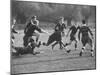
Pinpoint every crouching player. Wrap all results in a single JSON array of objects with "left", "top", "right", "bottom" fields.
[{"left": 78, "top": 20, "right": 94, "bottom": 56}]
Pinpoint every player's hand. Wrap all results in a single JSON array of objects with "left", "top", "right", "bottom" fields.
[
  {"left": 42, "top": 30, "right": 50, "bottom": 35},
  {"left": 46, "top": 32, "right": 50, "bottom": 35}
]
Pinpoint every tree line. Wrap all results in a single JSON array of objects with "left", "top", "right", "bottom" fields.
[{"left": 11, "top": 0, "right": 96, "bottom": 26}]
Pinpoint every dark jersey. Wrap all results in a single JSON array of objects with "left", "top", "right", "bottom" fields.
[
  {"left": 32, "top": 20, "right": 37, "bottom": 25},
  {"left": 24, "top": 20, "right": 38, "bottom": 34},
  {"left": 78, "top": 26, "right": 93, "bottom": 40},
  {"left": 55, "top": 23, "right": 66, "bottom": 32},
  {"left": 26, "top": 22, "right": 31, "bottom": 28},
  {"left": 25, "top": 25, "right": 42, "bottom": 36},
  {"left": 79, "top": 26, "right": 93, "bottom": 37},
  {"left": 70, "top": 26, "right": 77, "bottom": 36},
  {"left": 77, "top": 26, "right": 80, "bottom": 30}
]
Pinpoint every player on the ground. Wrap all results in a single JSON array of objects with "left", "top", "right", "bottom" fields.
[
  {"left": 78, "top": 20, "right": 94, "bottom": 56},
  {"left": 23, "top": 16, "right": 48, "bottom": 47}
]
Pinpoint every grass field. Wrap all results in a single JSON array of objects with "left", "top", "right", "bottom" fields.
[{"left": 11, "top": 28, "right": 96, "bottom": 74}]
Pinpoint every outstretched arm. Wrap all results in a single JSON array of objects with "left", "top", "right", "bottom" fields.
[
  {"left": 88, "top": 27, "right": 93, "bottom": 39},
  {"left": 35, "top": 26, "right": 49, "bottom": 35},
  {"left": 77, "top": 26, "right": 80, "bottom": 31},
  {"left": 88, "top": 28, "right": 93, "bottom": 36},
  {"left": 66, "top": 27, "right": 71, "bottom": 37},
  {"left": 41, "top": 29, "right": 49, "bottom": 34},
  {"left": 78, "top": 30, "right": 81, "bottom": 41},
  {"left": 12, "top": 28, "right": 18, "bottom": 34}
]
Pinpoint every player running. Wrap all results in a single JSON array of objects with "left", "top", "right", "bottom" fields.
[
  {"left": 64, "top": 23, "right": 80, "bottom": 50},
  {"left": 42, "top": 17, "right": 66, "bottom": 50},
  {"left": 51, "top": 17, "right": 66, "bottom": 49},
  {"left": 78, "top": 20, "right": 94, "bottom": 56}
]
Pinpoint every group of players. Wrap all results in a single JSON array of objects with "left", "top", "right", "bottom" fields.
[{"left": 11, "top": 15, "right": 95, "bottom": 56}]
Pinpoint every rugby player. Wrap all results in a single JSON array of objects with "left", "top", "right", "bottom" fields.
[
  {"left": 43, "top": 17, "right": 66, "bottom": 50},
  {"left": 52, "top": 17, "right": 66, "bottom": 49},
  {"left": 65, "top": 23, "right": 80, "bottom": 50},
  {"left": 78, "top": 20, "right": 94, "bottom": 56},
  {"left": 11, "top": 19, "right": 19, "bottom": 45},
  {"left": 23, "top": 16, "right": 48, "bottom": 47}
]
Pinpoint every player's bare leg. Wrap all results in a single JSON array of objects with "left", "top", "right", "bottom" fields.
[
  {"left": 52, "top": 41, "right": 58, "bottom": 50},
  {"left": 75, "top": 40, "right": 78, "bottom": 50},
  {"left": 88, "top": 38, "right": 94, "bottom": 57},
  {"left": 33, "top": 33, "right": 40, "bottom": 43},
  {"left": 80, "top": 39, "right": 86, "bottom": 56}
]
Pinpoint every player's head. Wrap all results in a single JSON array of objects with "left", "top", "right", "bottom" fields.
[
  {"left": 13, "top": 19, "right": 16, "bottom": 24},
  {"left": 32, "top": 16, "right": 37, "bottom": 20},
  {"left": 12, "top": 19, "right": 16, "bottom": 28},
  {"left": 82, "top": 20, "right": 86, "bottom": 24},
  {"left": 82, "top": 20, "right": 87, "bottom": 26},
  {"left": 31, "top": 16, "right": 37, "bottom": 25},
  {"left": 58, "top": 16, "right": 64, "bottom": 24}
]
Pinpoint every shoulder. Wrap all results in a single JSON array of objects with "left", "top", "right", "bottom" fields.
[
  {"left": 77, "top": 26, "right": 80, "bottom": 29},
  {"left": 70, "top": 26, "right": 74, "bottom": 28}
]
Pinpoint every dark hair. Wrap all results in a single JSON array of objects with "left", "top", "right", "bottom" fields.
[
  {"left": 32, "top": 16, "right": 36, "bottom": 19},
  {"left": 82, "top": 20, "right": 86, "bottom": 24}
]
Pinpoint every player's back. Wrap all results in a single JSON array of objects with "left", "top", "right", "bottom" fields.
[
  {"left": 80, "top": 26, "right": 89, "bottom": 36},
  {"left": 70, "top": 26, "right": 77, "bottom": 35}
]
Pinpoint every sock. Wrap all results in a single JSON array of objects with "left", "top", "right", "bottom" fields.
[{"left": 82, "top": 47, "right": 85, "bottom": 52}]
